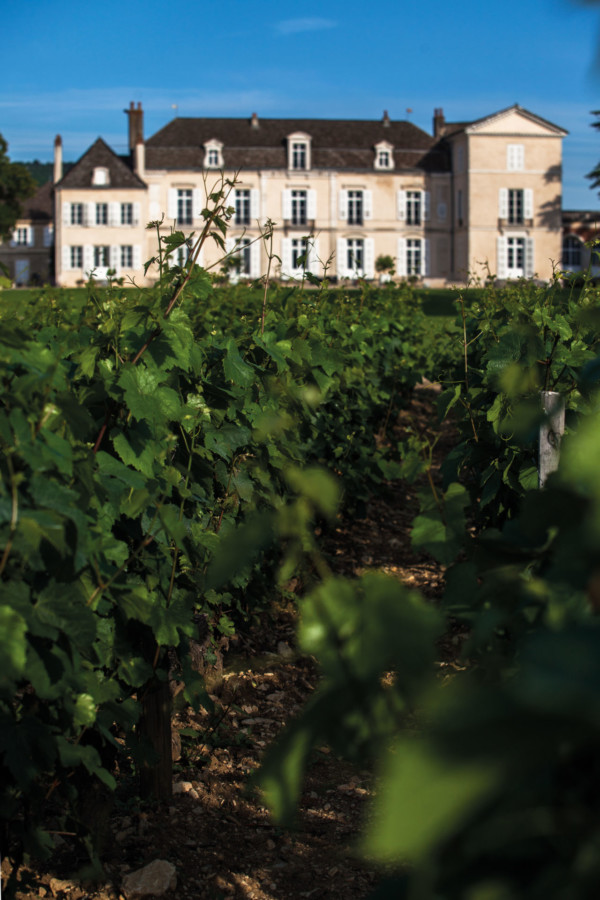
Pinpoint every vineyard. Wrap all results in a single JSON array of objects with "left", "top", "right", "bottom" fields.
[{"left": 2, "top": 189, "right": 600, "bottom": 900}]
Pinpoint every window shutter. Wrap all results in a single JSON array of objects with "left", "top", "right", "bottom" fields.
[
  {"left": 86, "top": 203, "right": 95, "bottom": 227},
  {"left": 282, "top": 190, "right": 292, "bottom": 220},
  {"left": 339, "top": 190, "right": 348, "bottom": 220},
  {"left": 109, "top": 203, "right": 119, "bottom": 226},
  {"left": 336, "top": 237, "right": 347, "bottom": 278},
  {"left": 397, "top": 190, "right": 406, "bottom": 220},
  {"left": 423, "top": 239, "right": 431, "bottom": 277},
  {"left": 133, "top": 202, "right": 141, "bottom": 226},
  {"left": 497, "top": 237, "right": 507, "bottom": 279},
  {"left": 167, "top": 189, "right": 177, "bottom": 220},
  {"left": 308, "top": 238, "right": 320, "bottom": 275},
  {"left": 499, "top": 188, "right": 508, "bottom": 220},
  {"left": 423, "top": 192, "right": 430, "bottom": 222},
  {"left": 83, "top": 245, "right": 94, "bottom": 272},
  {"left": 133, "top": 245, "right": 142, "bottom": 270},
  {"left": 149, "top": 201, "right": 161, "bottom": 221},
  {"left": 225, "top": 236, "right": 235, "bottom": 259},
  {"left": 43, "top": 225, "right": 53, "bottom": 247},
  {"left": 525, "top": 238, "right": 534, "bottom": 278},
  {"left": 307, "top": 189, "right": 317, "bottom": 220},
  {"left": 281, "top": 238, "right": 292, "bottom": 278},
  {"left": 364, "top": 239, "right": 375, "bottom": 279},
  {"left": 363, "top": 190, "right": 373, "bottom": 221},
  {"left": 9, "top": 231, "right": 17, "bottom": 248},
  {"left": 250, "top": 189, "right": 260, "bottom": 220},
  {"left": 250, "top": 240, "right": 261, "bottom": 277},
  {"left": 193, "top": 189, "right": 203, "bottom": 222},
  {"left": 437, "top": 202, "right": 447, "bottom": 220},
  {"left": 62, "top": 202, "right": 70, "bottom": 225},
  {"left": 397, "top": 238, "right": 407, "bottom": 277},
  {"left": 524, "top": 189, "right": 533, "bottom": 220},
  {"left": 62, "top": 246, "right": 70, "bottom": 270},
  {"left": 110, "top": 245, "right": 119, "bottom": 271}
]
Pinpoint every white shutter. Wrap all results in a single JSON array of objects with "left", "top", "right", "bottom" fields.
[
  {"left": 524, "top": 189, "right": 533, "bottom": 220},
  {"left": 397, "top": 190, "right": 406, "bottom": 220},
  {"left": 109, "top": 202, "right": 119, "bottom": 226},
  {"left": 339, "top": 189, "right": 348, "bottom": 220},
  {"left": 307, "top": 189, "right": 317, "bottom": 220},
  {"left": 133, "top": 245, "right": 142, "bottom": 270},
  {"left": 282, "top": 190, "right": 292, "bottom": 220},
  {"left": 337, "top": 237, "right": 347, "bottom": 278},
  {"left": 133, "top": 202, "right": 141, "bottom": 226},
  {"left": 308, "top": 238, "right": 320, "bottom": 275},
  {"left": 86, "top": 203, "right": 95, "bottom": 227},
  {"left": 167, "top": 189, "right": 177, "bottom": 221},
  {"left": 250, "top": 189, "right": 260, "bottom": 220},
  {"left": 193, "top": 189, "right": 203, "bottom": 222},
  {"left": 281, "top": 238, "right": 292, "bottom": 278},
  {"left": 423, "top": 239, "right": 431, "bottom": 277},
  {"left": 364, "top": 239, "right": 375, "bottom": 279},
  {"left": 397, "top": 238, "right": 407, "bottom": 277},
  {"left": 43, "top": 225, "right": 53, "bottom": 247},
  {"left": 499, "top": 188, "right": 508, "bottom": 220},
  {"left": 525, "top": 238, "right": 534, "bottom": 278},
  {"left": 250, "top": 240, "right": 261, "bottom": 277},
  {"left": 62, "top": 202, "right": 71, "bottom": 225},
  {"left": 363, "top": 190, "right": 373, "bottom": 221},
  {"left": 62, "top": 245, "right": 70, "bottom": 270},
  {"left": 497, "top": 237, "right": 507, "bottom": 279},
  {"left": 83, "top": 245, "right": 94, "bottom": 272},
  {"left": 225, "top": 236, "right": 235, "bottom": 259},
  {"left": 149, "top": 201, "right": 160, "bottom": 221},
  {"left": 110, "top": 245, "right": 119, "bottom": 271},
  {"left": 423, "top": 191, "right": 430, "bottom": 222}
]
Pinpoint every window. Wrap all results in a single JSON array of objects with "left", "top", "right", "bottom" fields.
[
  {"left": 507, "top": 144, "right": 524, "bottom": 171},
  {"left": 498, "top": 236, "right": 533, "bottom": 279},
  {"left": 121, "top": 203, "right": 134, "bottom": 225},
  {"left": 406, "top": 239, "right": 423, "bottom": 276},
  {"left": 121, "top": 245, "right": 133, "bottom": 268},
  {"left": 237, "top": 238, "right": 252, "bottom": 275},
  {"left": 406, "top": 191, "right": 422, "bottom": 226},
  {"left": 287, "top": 133, "right": 311, "bottom": 171},
  {"left": 96, "top": 203, "right": 108, "bottom": 226},
  {"left": 207, "top": 149, "right": 219, "bottom": 166},
  {"left": 71, "top": 203, "right": 84, "bottom": 225},
  {"left": 346, "top": 238, "right": 364, "bottom": 274},
  {"left": 562, "top": 235, "right": 582, "bottom": 269},
  {"left": 70, "top": 246, "right": 83, "bottom": 269},
  {"left": 235, "top": 190, "right": 251, "bottom": 225},
  {"left": 347, "top": 190, "right": 363, "bottom": 226},
  {"left": 508, "top": 189, "right": 524, "bottom": 225},
  {"left": 507, "top": 237, "right": 525, "bottom": 276},
  {"left": 177, "top": 189, "right": 193, "bottom": 226},
  {"left": 291, "top": 238, "right": 308, "bottom": 270},
  {"left": 92, "top": 167, "right": 110, "bottom": 186},
  {"left": 292, "top": 142, "right": 307, "bottom": 170},
  {"left": 14, "top": 227, "right": 30, "bottom": 246},
  {"left": 375, "top": 141, "right": 394, "bottom": 170},
  {"left": 291, "top": 190, "right": 307, "bottom": 225},
  {"left": 204, "top": 140, "right": 224, "bottom": 169},
  {"left": 94, "top": 246, "right": 110, "bottom": 267}
]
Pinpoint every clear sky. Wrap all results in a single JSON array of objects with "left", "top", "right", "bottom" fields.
[{"left": 2, "top": 0, "right": 600, "bottom": 208}]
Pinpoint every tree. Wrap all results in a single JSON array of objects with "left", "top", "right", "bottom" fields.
[{"left": 0, "top": 134, "right": 37, "bottom": 240}]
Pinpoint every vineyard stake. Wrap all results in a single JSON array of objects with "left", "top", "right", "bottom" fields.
[{"left": 539, "top": 391, "right": 565, "bottom": 487}]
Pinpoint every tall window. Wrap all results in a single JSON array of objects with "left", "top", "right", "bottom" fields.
[
  {"left": 96, "top": 203, "right": 108, "bottom": 226},
  {"left": 14, "top": 227, "right": 29, "bottom": 245},
  {"left": 291, "top": 190, "right": 307, "bottom": 225},
  {"left": 121, "top": 245, "right": 133, "bottom": 268},
  {"left": 70, "top": 203, "right": 84, "bottom": 225},
  {"left": 406, "top": 191, "right": 422, "bottom": 226},
  {"left": 347, "top": 190, "right": 363, "bottom": 226},
  {"left": 562, "top": 235, "right": 582, "bottom": 268},
  {"left": 94, "top": 246, "right": 110, "bottom": 267},
  {"left": 291, "top": 238, "right": 308, "bottom": 270},
  {"left": 177, "top": 189, "right": 193, "bottom": 226},
  {"left": 406, "top": 239, "right": 422, "bottom": 276},
  {"left": 235, "top": 189, "right": 251, "bottom": 225},
  {"left": 292, "top": 142, "right": 307, "bottom": 170},
  {"left": 70, "top": 246, "right": 83, "bottom": 268},
  {"left": 346, "top": 238, "right": 364, "bottom": 273},
  {"left": 121, "top": 203, "right": 134, "bottom": 225},
  {"left": 207, "top": 148, "right": 219, "bottom": 167},
  {"left": 507, "top": 237, "right": 525, "bottom": 274},
  {"left": 376, "top": 148, "right": 392, "bottom": 168},
  {"left": 508, "top": 189, "right": 524, "bottom": 225}
]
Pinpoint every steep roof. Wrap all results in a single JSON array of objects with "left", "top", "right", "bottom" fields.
[
  {"left": 57, "top": 138, "right": 145, "bottom": 189},
  {"left": 21, "top": 181, "right": 53, "bottom": 222},
  {"left": 145, "top": 116, "right": 449, "bottom": 172}
]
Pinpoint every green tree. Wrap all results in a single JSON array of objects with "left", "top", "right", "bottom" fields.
[{"left": 0, "top": 134, "right": 37, "bottom": 240}]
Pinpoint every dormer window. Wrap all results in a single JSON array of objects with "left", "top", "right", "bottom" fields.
[
  {"left": 287, "top": 132, "right": 311, "bottom": 171},
  {"left": 374, "top": 142, "right": 394, "bottom": 170},
  {"left": 92, "top": 166, "right": 110, "bottom": 186},
  {"left": 204, "top": 139, "right": 224, "bottom": 169}
]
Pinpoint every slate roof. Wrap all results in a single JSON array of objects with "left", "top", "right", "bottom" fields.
[
  {"left": 57, "top": 138, "right": 145, "bottom": 189},
  {"left": 145, "top": 116, "right": 450, "bottom": 173},
  {"left": 21, "top": 181, "right": 53, "bottom": 222}
]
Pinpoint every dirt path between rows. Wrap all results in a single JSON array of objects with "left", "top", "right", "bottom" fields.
[{"left": 5, "top": 387, "right": 455, "bottom": 900}]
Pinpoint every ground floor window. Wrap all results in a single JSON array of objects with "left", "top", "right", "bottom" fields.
[
  {"left": 94, "top": 246, "right": 110, "bottom": 267},
  {"left": 121, "top": 245, "right": 133, "bottom": 268},
  {"left": 346, "top": 238, "right": 364, "bottom": 274},
  {"left": 497, "top": 235, "right": 534, "bottom": 279},
  {"left": 70, "top": 246, "right": 83, "bottom": 268},
  {"left": 406, "top": 239, "right": 423, "bottom": 276},
  {"left": 562, "top": 234, "right": 582, "bottom": 269}
]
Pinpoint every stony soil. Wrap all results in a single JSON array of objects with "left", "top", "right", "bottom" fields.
[{"left": 3, "top": 387, "right": 458, "bottom": 900}]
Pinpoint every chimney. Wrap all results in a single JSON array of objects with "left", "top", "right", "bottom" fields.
[
  {"left": 135, "top": 136, "right": 145, "bottom": 178},
  {"left": 251, "top": 112, "right": 259, "bottom": 129},
  {"left": 124, "top": 101, "right": 144, "bottom": 153},
  {"left": 433, "top": 107, "right": 445, "bottom": 138},
  {"left": 382, "top": 110, "right": 390, "bottom": 127},
  {"left": 53, "top": 135, "right": 63, "bottom": 183}
]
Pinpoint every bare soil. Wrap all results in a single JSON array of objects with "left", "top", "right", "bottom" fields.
[{"left": 3, "top": 387, "right": 457, "bottom": 900}]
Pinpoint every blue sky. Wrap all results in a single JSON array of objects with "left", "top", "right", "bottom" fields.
[{"left": 2, "top": 0, "right": 600, "bottom": 208}]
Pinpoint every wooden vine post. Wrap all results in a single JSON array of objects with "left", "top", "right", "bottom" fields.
[{"left": 539, "top": 391, "right": 565, "bottom": 487}]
